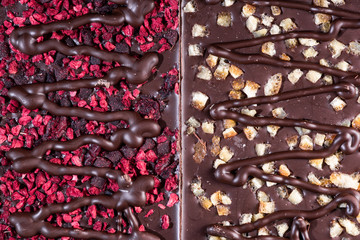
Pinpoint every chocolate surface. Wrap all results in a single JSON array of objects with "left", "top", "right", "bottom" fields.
[{"left": 182, "top": 0, "right": 360, "bottom": 239}]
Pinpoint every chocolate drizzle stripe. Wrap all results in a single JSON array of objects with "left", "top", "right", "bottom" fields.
[
  {"left": 6, "top": 1, "right": 162, "bottom": 239},
  {"left": 204, "top": 0, "right": 360, "bottom": 239}
]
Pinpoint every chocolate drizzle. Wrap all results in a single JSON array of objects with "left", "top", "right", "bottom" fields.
[
  {"left": 204, "top": 0, "right": 360, "bottom": 239},
  {"left": 6, "top": 1, "right": 163, "bottom": 239}
]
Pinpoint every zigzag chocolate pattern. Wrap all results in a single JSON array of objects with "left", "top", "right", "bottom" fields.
[
  {"left": 204, "top": 0, "right": 360, "bottom": 239},
  {"left": 6, "top": 1, "right": 162, "bottom": 239}
]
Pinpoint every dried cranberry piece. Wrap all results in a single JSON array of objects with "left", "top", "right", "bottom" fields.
[
  {"left": 54, "top": 67, "right": 68, "bottom": 81},
  {"left": 103, "top": 151, "right": 122, "bottom": 165},
  {"left": 13, "top": 70, "right": 28, "bottom": 86},
  {"left": 0, "top": 41, "right": 10, "bottom": 59},
  {"left": 91, "top": 176, "right": 107, "bottom": 189},
  {"left": 54, "top": 52, "right": 66, "bottom": 67},
  {"left": 94, "top": 157, "right": 111, "bottom": 168},
  {"left": 64, "top": 36, "right": 76, "bottom": 47},
  {"left": 108, "top": 95, "right": 126, "bottom": 111},
  {"left": 134, "top": 98, "right": 160, "bottom": 120},
  {"left": 33, "top": 71, "right": 47, "bottom": 83},
  {"left": 79, "top": 88, "right": 93, "bottom": 100},
  {"left": 90, "top": 56, "right": 101, "bottom": 65},
  {"left": 115, "top": 42, "right": 130, "bottom": 54},
  {"left": 140, "top": 138, "right": 156, "bottom": 151},
  {"left": 157, "top": 141, "right": 170, "bottom": 157},
  {"left": 163, "top": 30, "right": 178, "bottom": 46},
  {"left": 121, "top": 145, "right": 137, "bottom": 159},
  {"left": 81, "top": 27, "right": 94, "bottom": 46}
]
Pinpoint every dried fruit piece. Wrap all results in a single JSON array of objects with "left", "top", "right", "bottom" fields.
[
  {"left": 223, "top": 127, "right": 237, "bottom": 139},
  {"left": 264, "top": 73, "right": 282, "bottom": 96},
  {"left": 184, "top": 1, "right": 197, "bottom": 13},
  {"left": 279, "top": 164, "right": 291, "bottom": 177},
  {"left": 193, "top": 139, "right": 207, "bottom": 164},
  {"left": 192, "top": 24, "right": 209, "bottom": 37},
  {"left": 242, "top": 4, "right": 256, "bottom": 18},
  {"left": 330, "top": 220, "right": 344, "bottom": 238},
  {"left": 302, "top": 47, "right": 318, "bottom": 59},
  {"left": 243, "top": 80, "right": 260, "bottom": 98},
  {"left": 280, "top": 18, "right": 297, "bottom": 32},
  {"left": 271, "top": 6, "right": 282, "bottom": 16},
  {"left": 272, "top": 107, "right": 287, "bottom": 119},
  {"left": 276, "top": 223, "right": 289, "bottom": 237},
  {"left": 214, "top": 58, "right": 230, "bottom": 80},
  {"left": 338, "top": 218, "right": 360, "bottom": 236},
  {"left": 330, "top": 96, "right": 346, "bottom": 111},
  {"left": 229, "top": 65, "right": 243, "bottom": 79},
  {"left": 219, "top": 146, "right": 234, "bottom": 162},
  {"left": 306, "top": 70, "right": 322, "bottom": 83},
  {"left": 202, "top": 120, "right": 215, "bottom": 134},
  {"left": 325, "top": 154, "right": 341, "bottom": 170},
  {"left": 197, "top": 65, "right": 212, "bottom": 81},
  {"left": 191, "top": 91, "right": 209, "bottom": 110},
  {"left": 199, "top": 195, "right": 213, "bottom": 210},
  {"left": 206, "top": 54, "right": 219, "bottom": 68},
  {"left": 246, "top": 16, "right": 259, "bottom": 33},
  {"left": 288, "top": 69, "right": 303, "bottom": 85},
  {"left": 330, "top": 172, "right": 359, "bottom": 189},
  {"left": 243, "top": 126, "right": 258, "bottom": 140},
  {"left": 328, "top": 39, "right": 346, "bottom": 58},
  {"left": 210, "top": 136, "right": 221, "bottom": 156},
  {"left": 216, "top": 205, "right": 230, "bottom": 216},
  {"left": 259, "top": 201, "right": 275, "bottom": 214},
  {"left": 309, "top": 158, "right": 324, "bottom": 170},
  {"left": 299, "top": 135, "right": 314, "bottom": 150},
  {"left": 288, "top": 188, "right": 303, "bottom": 205},
  {"left": 188, "top": 44, "right": 203, "bottom": 56},
  {"left": 262, "top": 42, "right": 276, "bottom": 57},
  {"left": 217, "top": 12, "right": 232, "bottom": 27}
]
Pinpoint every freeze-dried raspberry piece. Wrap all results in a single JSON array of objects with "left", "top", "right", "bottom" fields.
[{"left": 161, "top": 215, "right": 170, "bottom": 230}]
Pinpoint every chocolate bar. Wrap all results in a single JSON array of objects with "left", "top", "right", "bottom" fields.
[{"left": 182, "top": 0, "right": 360, "bottom": 239}]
